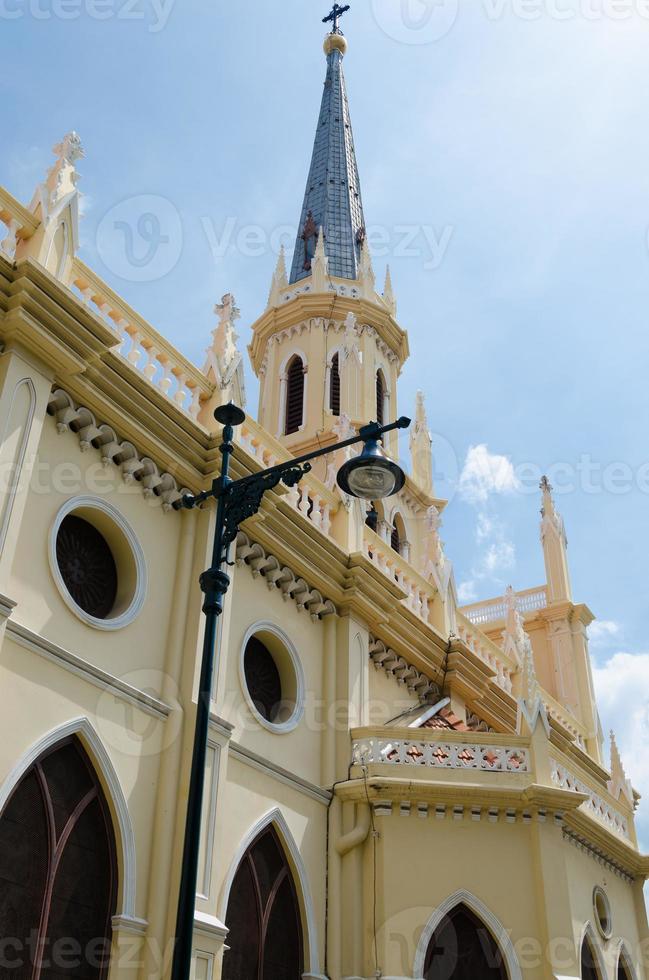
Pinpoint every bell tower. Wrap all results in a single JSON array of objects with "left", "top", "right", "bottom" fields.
[{"left": 248, "top": 12, "right": 409, "bottom": 459}]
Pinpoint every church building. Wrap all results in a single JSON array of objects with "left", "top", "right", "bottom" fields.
[{"left": 0, "top": 9, "right": 647, "bottom": 980}]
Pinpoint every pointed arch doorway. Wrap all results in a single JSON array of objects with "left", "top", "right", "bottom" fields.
[
  {"left": 423, "top": 904, "right": 508, "bottom": 980},
  {"left": 0, "top": 735, "right": 117, "bottom": 979},
  {"left": 221, "top": 824, "right": 304, "bottom": 980}
]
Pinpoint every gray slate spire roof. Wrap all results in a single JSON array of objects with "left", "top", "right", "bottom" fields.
[{"left": 289, "top": 40, "right": 366, "bottom": 284}]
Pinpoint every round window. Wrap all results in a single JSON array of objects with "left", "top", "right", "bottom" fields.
[
  {"left": 56, "top": 515, "right": 118, "bottom": 619},
  {"left": 49, "top": 497, "right": 147, "bottom": 630},
  {"left": 593, "top": 887, "right": 612, "bottom": 939},
  {"left": 240, "top": 625, "right": 304, "bottom": 733},
  {"left": 244, "top": 637, "right": 283, "bottom": 722}
]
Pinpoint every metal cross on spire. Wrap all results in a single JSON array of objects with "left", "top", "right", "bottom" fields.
[{"left": 323, "top": 3, "right": 350, "bottom": 34}]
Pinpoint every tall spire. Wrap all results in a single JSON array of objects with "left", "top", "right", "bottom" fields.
[
  {"left": 289, "top": 12, "right": 366, "bottom": 284},
  {"left": 540, "top": 476, "right": 572, "bottom": 603}
]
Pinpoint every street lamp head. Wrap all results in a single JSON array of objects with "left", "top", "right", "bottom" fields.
[
  {"left": 214, "top": 402, "right": 246, "bottom": 427},
  {"left": 336, "top": 436, "right": 406, "bottom": 500}
]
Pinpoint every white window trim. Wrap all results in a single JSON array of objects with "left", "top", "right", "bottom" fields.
[
  {"left": 48, "top": 495, "right": 147, "bottom": 631},
  {"left": 239, "top": 620, "right": 305, "bottom": 734},
  {"left": 413, "top": 888, "right": 523, "bottom": 980}
]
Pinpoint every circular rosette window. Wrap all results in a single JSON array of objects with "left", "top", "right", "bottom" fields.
[
  {"left": 50, "top": 497, "right": 147, "bottom": 630},
  {"left": 240, "top": 624, "right": 305, "bottom": 734}
]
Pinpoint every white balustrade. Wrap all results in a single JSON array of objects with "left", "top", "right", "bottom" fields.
[
  {"left": 463, "top": 587, "right": 548, "bottom": 627},
  {"left": 551, "top": 760, "right": 630, "bottom": 839},
  {"left": 352, "top": 735, "right": 530, "bottom": 774},
  {"left": 65, "top": 257, "right": 212, "bottom": 420},
  {"left": 455, "top": 613, "right": 515, "bottom": 694}
]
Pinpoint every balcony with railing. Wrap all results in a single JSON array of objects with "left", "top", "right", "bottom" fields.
[{"left": 461, "top": 586, "right": 548, "bottom": 627}]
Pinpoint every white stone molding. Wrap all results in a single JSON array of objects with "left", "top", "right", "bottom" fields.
[
  {"left": 238, "top": 620, "right": 306, "bottom": 735},
  {"left": 228, "top": 741, "right": 332, "bottom": 805},
  {"left": 193, "top": 911, "right": 228, "bottom": 944},
  {"left": 615, "top": 940, "right": 639, "bottom": 980},
  {"left": 368, "top": 636, "right": 439, "bottom": 702},
  {"left": 218, "top": 807, "right": 322, "bottom": 979},
  {"left": 47, "top": 389, "right": 191, "bottom": 511},
  {"left": 235, "top": 531, "right": 336, "bottom": 621},
  {"left": 0, "top": 377, "right": 37, "bottom": 555},
  {"left": 5, "top": 619, "right": 170, "bottom": 719},
  {"left": 579, "top": 921, "right": 608, "bottom": 980},
  {"left": 48, "top": 495, "right": 148, "bottom": 631},
  {"left": 0, "top": 716, "right": 139, "bottom": 921},
  {"left": 0, "top": 593, "right": 17, "bottom": 621},
  {"left": 413, "top": 889, "right": 523, "bottom": 980}
]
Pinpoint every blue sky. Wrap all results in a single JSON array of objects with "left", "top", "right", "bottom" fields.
[{"left": 3, "top": 0, "right": 649, "bottom": 843}]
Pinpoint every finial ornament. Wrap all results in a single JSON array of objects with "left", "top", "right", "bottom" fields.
[
  {"left": 323, "top": 3, "right": 350, "bottom": 34},
  {"left": 540, "top": 475, "right": 552, "bottom": 494}
]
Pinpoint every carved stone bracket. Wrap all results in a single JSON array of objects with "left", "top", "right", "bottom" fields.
[
  {"left": 47, "top": 388, "right": 191, "bottom": 512},
  {"left": 235, "top": 531, "right": 336, "bottom": 622},
  {"left": 368, "top": 637, "right": 439, "bottom": 703}
]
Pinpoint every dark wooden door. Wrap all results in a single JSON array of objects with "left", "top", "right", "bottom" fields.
[{"left": 424, "top": 904, "right": 508, "bottom": 980}]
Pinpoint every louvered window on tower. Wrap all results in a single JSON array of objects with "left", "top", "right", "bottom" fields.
[
  {"left": 391, "top": 523, "right": 401, "bottom": 554},
  {"left": 376, "top": 370, "right": 385, "bottom": 426},
  {"left": 285, "top": 355, "right": 305, "bottom": 435},
  {"left": 330, "top": 353, "right": 341, "bottom": 415}
]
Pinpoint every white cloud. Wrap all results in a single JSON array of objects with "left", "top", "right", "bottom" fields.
[
  {"left": 459, "top": 445, "right": 520, "bottom": 504},
  {"left": 588, "top": 620, "right": 620, "bottom": 646},
  {"left": 476, "top": 512, "right": 495, "bottom": 543},
  {"left": 458, "top": 580, "right": 478, "bottom": 604},
  {"left": 483, "top": 541, "right": 516, "bottom": 574},
  {"left": 593, "top": 652, "right": 649, "bottom": 850}
]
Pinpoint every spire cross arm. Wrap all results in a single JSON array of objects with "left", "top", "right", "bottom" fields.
[{"left": 323, "top": 3, "right": 350, "bottom": 33}]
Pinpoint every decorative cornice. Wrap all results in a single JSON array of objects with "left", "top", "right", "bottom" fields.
[
  {"left": 229, "top": 741, "right": 332, "bottom": 805},
  {"left": 368, "top": 636, "right": 439, "bottom": 703},
  {"left": 47, "top": 388, "right": 191, "bottom": 512},
  {"left": 235, "top": 531, "right": 336, "bottom": 621},
  {"left": 6, "top": 620, "right": 171, "bottom": 720},
  {"left": 562, "top": 827, "right": 635, "bottom": 883}
]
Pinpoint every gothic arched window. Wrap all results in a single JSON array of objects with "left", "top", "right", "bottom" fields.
[
  {"left": 376, "top": 370, "right": 385, "bottom": 426},
  {"left": 0, "top": 737, "right": 117, "bottom": 980},
  {"left": 330, "top": 353, "right": 341, "bottom": 416},
  {"left": 581, "top": 934, "right": 602, "bottom": 980},
  {"left": 424, "top": 904, "right": 507, "bottom": 980},
  {"left": 618, "top": 950, "right": 634, "bottom": 980},
  {"left": 222, "top": 825, "right": 304, "bottom": 980},
  {"left": 285, "top": 356, "right": 305, "bottom": 435}
]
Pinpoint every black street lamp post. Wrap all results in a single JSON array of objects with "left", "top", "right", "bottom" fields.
[{"left": 169, "top": 403, "right": 410, "bottom": 980}]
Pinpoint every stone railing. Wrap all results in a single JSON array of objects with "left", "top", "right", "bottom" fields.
[
  {"left": 236, "top": 416, "right": 338, "bottom": 538},
  {"left": 455, "top": 612, "right": 515, "bottom": 694},
  {"left": 462, "top": 586, "right": 548, "bottom": 627},
  {"left": 351, "top": 728, "right": 531, "bottom": 774},
  {"left": 363, "top": 525, "right": 433, "bottom": 622},
  {"left": 543, "top": 691, "right": 588, "bottom": 750},
  {"left": 0, "top": 186, "right": 39, "bottom": 261},
  {"left": 65, "top": 257, "right": 213, "bottom": 420},
  {"left": 550, "top": 758, "right": 630, "bottom": 839}
]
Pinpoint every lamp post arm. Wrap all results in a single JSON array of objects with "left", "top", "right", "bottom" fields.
[{"left": 177, "top": 415, "right": 411, "bottom": 510}]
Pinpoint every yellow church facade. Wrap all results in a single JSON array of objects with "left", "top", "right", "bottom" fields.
[{"left": 0, "top": 22, "right": 648, "bottom": 980}]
